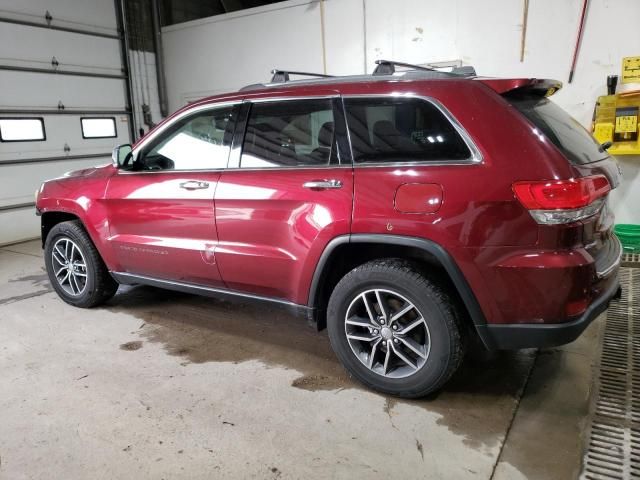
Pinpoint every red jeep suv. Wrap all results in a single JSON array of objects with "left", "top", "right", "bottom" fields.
[{"left": 36, "top": 61, "right": 622, "bottom": 398}]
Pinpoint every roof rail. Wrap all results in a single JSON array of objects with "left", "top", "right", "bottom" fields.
[
  {"left": 238, "top": 60, "right": 477, "bottom": 91},
  {"left": 450, "top": 65, "right": 477, "bottom": 76},
  {"left": 373, "top": 59, "right": 438, "bottom": 75},
  {"left": 270, "top": 69, "right": 333, "bottom": 83},
  {"left": 372, "top": 59, "right": 476, "bottom": 77}
]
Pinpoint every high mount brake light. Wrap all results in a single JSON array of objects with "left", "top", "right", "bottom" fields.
[{"left": 513, "top": 175, "right": 611, "bottom": 225}]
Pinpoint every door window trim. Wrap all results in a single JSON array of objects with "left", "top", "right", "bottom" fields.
[
  {"left": 120, "top": 93, "right": 479, "bottom": 174},
  {"left": 342, "top": 93, "right": 484, "bottom": 167}
]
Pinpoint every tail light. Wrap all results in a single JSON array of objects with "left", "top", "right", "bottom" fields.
[{"left": 513, "top": 175, "right": 610, "bottom": 225}]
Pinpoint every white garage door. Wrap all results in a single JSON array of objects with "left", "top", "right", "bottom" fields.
[{"left": 0, "top": 0, "right": 133, "bottom": 245}]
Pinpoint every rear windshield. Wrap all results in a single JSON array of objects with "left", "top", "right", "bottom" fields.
[{"left": 506, "top": 95, "right": 608, "bottom": 165}]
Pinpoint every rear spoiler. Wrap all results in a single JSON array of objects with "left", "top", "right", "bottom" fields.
[{"left": 476, "top": 78, "right": 563, "bottom": 97}]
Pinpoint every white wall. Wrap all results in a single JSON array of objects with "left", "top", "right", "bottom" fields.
[{"left": 162, "top": 0, "right": 640, "bottom": 223}]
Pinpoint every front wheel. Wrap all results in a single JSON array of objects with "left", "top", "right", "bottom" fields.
[
  {"left": 44, "top": 220, "right": 118, "bottom": 308},
  {"left": 327, "top": 259, "right": 465, "bottom": 398}
]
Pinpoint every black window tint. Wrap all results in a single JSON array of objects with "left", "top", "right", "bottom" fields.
[
  {"left": 139, "top": 106, "right": 235, "bottom": 171},
  {"left": 344, "top": 97, "right": 471, "bottom": 163},
  {"left": 507, "top": 95, "right": 608, "bottom": 165},
  {"left": 241, "top": 99, "right": 336, "bottom": 168}
]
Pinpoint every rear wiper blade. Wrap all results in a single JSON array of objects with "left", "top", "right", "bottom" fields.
[{"left": 600, "top": 141, "right": 612, "bottom": 151}]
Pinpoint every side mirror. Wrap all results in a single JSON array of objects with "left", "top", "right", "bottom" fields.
[{"left": 112, "top": 144, "right": 132, "bottom": 169}]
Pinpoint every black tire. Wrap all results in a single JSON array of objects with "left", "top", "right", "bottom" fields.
[
  {"left": 44, "top": 220, "right": 118, "bottom": 308},
  {"left": 327, "top": 259, "right": 464, "bottom": 398}
]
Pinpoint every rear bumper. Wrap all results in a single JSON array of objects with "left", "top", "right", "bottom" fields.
[{"left": 477, "top": 276, "right": 621, "bottom": 349}]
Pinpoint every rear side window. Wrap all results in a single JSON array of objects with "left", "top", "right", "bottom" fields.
[
  {"left": 344, "top": 97, "right": 471, "bottom": 163},
  {"left": 0, "top": 118, "right": 45, "bottom": 142},
  {"left": 507, "top": 95, "right": 608, "bottom": 165},
  {"left": 240, "top": 99, "right": 336, "bottom": 168}
]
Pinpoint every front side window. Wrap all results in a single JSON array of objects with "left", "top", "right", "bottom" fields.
[
  {"left": 137, "top": 106, "right": 236, "bottom": 171},
  {"left": 0, "top": 118, "right": 46, "bottom": 142},
  {"left": 344, "top": 97, "right": 471, "bottom": 163},
  {"left": 240, "top": 99, "right": 337, "bottom": 168}
]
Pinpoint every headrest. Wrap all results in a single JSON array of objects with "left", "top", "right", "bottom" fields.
[{"left": 318, "top": 121, "right": 334, "bottom": 147}]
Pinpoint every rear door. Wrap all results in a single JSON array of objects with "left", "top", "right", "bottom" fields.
[
  {"left": 104, "top": 104, "right": 238, "bottom": 286},
  {"left": 214, "top": 96, "right": 353, "bottom": 304}
]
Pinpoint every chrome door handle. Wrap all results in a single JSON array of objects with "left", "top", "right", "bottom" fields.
[
  {"left": 179, "top": 180, "right": 210, "bottom": 190},
  {"left": 302, "top": 179, "right": 343, "bottom": 189}
]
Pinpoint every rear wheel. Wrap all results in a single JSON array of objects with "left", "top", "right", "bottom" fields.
[
  {"left": 44, "top": 220, "right": 118, "bottom": 308},
  {"left": 327, "top": 259, "right": 464, "bottom": 398}
]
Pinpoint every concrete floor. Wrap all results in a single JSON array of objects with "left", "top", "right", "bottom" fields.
[{"left": 0, "top": 240, "right": 601, "bottom": 479}]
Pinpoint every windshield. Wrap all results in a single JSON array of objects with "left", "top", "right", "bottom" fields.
[{"left": 506, "top": 95, "right": 608, "bottom": 165}]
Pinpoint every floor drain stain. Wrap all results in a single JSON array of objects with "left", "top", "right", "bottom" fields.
[
  {"left": 581, "top": 268, "right": 640, "bottom": 479},
  {"left": 120, "top": 341, "right": 143, "bottom": 351}
]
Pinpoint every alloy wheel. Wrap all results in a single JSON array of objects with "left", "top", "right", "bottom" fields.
[
  {"left": 51, "top": 237, "right": 88, "bottom": 296},
  {"left": 344, "top": 288, "right": 431, "bottom": 379}
]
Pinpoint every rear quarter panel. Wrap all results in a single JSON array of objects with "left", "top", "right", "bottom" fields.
[{"left": 343, "top": 80, "right": 581, "bottom": 324}]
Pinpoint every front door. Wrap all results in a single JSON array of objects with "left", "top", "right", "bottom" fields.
[
  {"left": 214, "top": 97, "right": 353, "bottom": 304},
  {"left": 105, "top": 104, "right": 238, "bottom": 287}
]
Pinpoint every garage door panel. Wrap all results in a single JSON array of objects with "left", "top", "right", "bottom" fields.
[
  {"left": 0, "top": 207, "right": 41, "bottom": 245},
  {"left": 0, "top": 0, "right": 129, "bottom": 245},
  {"left": 0, "top": 23, "right": 121, "bottom": 75},
  {"left": 0, "top": 115, "right": 129, "bottom": 162},
  {"left": 0, "top": 71, "right": 126, "bottom": 109},
  {"left": 0, "top": 156, "right": 111, "bottom": 209},
  {"left": 0, "top": 1, "right": 117, "bottom": 36}
]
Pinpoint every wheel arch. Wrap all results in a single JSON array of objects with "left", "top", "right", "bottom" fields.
[
  {"left": 40, "top": 210, "right": 111, "bottom": 269},
  {"left": 308, "top": 234, "right": 494, "bottom": 349},
  {"left": 41, "top": 211, "right": 82, "bottom": 247}
]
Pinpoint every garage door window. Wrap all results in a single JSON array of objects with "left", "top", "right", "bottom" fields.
[
  {"left": 81, "top": 117, "right": 117, "bottom": 139},
  {"left": 0, "top": 118, "right": 46, "bottom": 142},
  {"left": 240, "top": 99, "right": 337, "bottom": 168}
]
